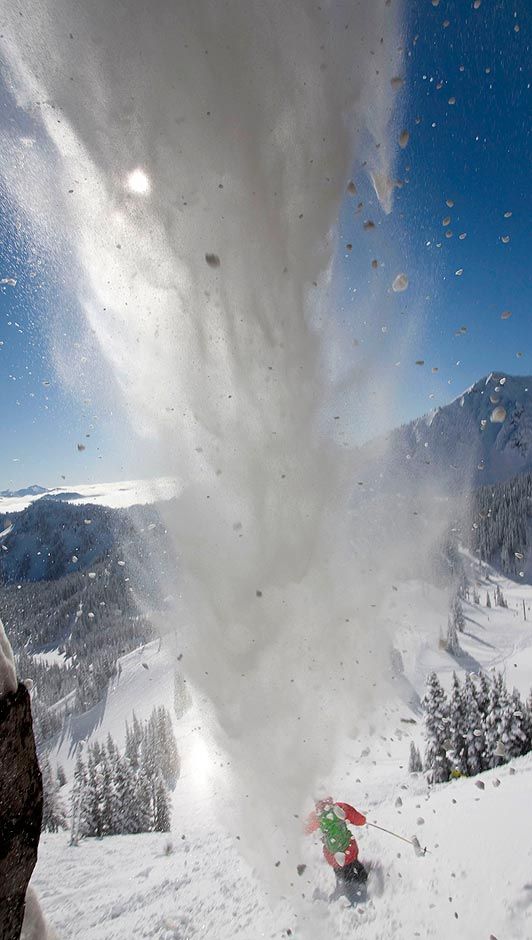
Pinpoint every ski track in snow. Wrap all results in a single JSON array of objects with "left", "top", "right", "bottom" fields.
[{"left": 32, "top": 562, "right": 532, "bottom": 939}]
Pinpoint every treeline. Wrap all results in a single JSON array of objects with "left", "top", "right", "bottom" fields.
[
  {"left": 3, "top": 562, "right": 155, "bottom": 745},
  {"left": 3, "top": 560, "right": 154, "bottom": 656},
  {"left": 70, "top": 707, "right": 179, "bottom": 841},
  {"left": 414, "top": 671, "right": 532, "bottom": 783},
  {"left": 468, "top": 472, "right": 532, "bottom": 576}
]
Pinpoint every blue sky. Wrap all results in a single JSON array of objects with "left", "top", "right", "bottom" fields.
[
  {"left": 0, "top": 0, "right": 530, "bottom": 488},
  {"left": 337, "top": 0, "right": 531, "bottom": 436}
]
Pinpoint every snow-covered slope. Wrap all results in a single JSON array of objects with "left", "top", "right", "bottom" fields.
[
  {"left": 30, "top": 561, "right": 532, "bottom": 939},
  {"left": 368, "top": 373, "right": 532, "bottom": 491},
  {"left": 0, "top": 478, "right": 178, "bottom": 514},
  {"left": 50, "top": 638, "right": 179, "bottom": 776}
]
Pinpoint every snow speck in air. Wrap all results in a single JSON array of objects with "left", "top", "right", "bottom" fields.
[
  {"left": 501, "top": 310, "right": 512, "bottom": 320},
  {"left": 501, "top": 235, "right": 510, "bottom": 244},
  {"left": 490, "top": 406, "right": 507, "bottom": 424},
  {"left": 1, "top": 277, "right": 17, "bottom": 287},
  {"left": 392, "top": 273, "right": 409, "bottom": 292},
  {"left": 126, "top": 167, "right": 151, "bottom": 195},
  {"left": 399, "top": 129, "right": 410, "bottom": 149},
  {"left": 205, "top": 253, "right": 221, "bottom": 268}
]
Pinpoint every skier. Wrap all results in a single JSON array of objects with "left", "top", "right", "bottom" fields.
[{"left": 305, "top": 796, "right": 368, "bottom": 886}]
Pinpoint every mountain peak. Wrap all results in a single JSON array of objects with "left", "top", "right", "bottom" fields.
[
  {"left": 0, "top": 484, "right": 49, "bottom": 499},
  {"left": 381, "top": 373, "right": 532, "bottom": 490}
]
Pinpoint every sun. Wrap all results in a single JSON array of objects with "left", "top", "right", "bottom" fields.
[{"left": 126, "top": 167, "right": 151, "bottom": 195}]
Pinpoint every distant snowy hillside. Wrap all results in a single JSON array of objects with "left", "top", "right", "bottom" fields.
[
  {"left": 368, "top": 373, "right": 532, "bottom": 491},
  {"left": 0, "top": 484, "right": 49, "bottom": 498},
  {"left": 0, "top": 498, "right": 171, "bottom": 584},
  {"left": 0, "top": 477, "right": 178, "bottom": 513}
]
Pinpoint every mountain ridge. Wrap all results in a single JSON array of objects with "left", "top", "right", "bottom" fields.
[{"left": 367, "top": 372, "right": 532, "bottom": 490}]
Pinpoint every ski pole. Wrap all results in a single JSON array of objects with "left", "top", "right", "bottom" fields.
[{"left": 367, "top": 822, "right": 428, "bottom": 855}]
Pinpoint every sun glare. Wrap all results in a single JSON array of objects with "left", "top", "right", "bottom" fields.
[{"left": 126, "top": 167, "right": 151, "bottom": 195}]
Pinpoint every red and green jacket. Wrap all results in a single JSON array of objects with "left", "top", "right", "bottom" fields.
[{"left": 305, "top": 801, "right": 366, "bottom": 868}]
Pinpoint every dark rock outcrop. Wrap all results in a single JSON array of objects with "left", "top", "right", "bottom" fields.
[{"left": 0, "top": 683, "right": 43, "bottom": 940}]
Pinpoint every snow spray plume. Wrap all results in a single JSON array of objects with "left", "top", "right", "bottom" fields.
[{"left": 2, "top": 0, "right": 406, "bottom": 884}]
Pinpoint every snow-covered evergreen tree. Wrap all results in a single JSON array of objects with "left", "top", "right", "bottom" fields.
[
  {"left": 463, "top": 673, "right": 487, "bottom": 775},
  {"left": 134, "top": 765, "right": 153, "bottom": 833},
  {"left": 423, "top": 673, "right": 451, "bottom": 783},
  {"left": 408, "top": 741, "right": 423, "bottom": 773},
  {"left": 100, "top": 748, "right": 117, "bottom": 836},
  {"left": 70, "top": 746, "right": 87, "bottom": 845},
  {"left": 500, "top": 688, "right": 528, "bottom": 758},
  {"left": 40, "top": 754, "right": 67, "bottom": 833},
  {"left": 486, "top": 592, "right": 492, "bottom": 609},
  {"left": 154, "top": 776, "right": 171, "bottom": 832},
  {"left": 451, "top": 595, "right": 465, "bottom": 632},
  {"left": 114, "top": 755, "right": 139, "bottom": 834},
  {"left": 84, "top": 747, "right": 105, "bottom": 837},
  {"left": 476, "top": 671, "right": 491, "bottom": 718},
  {"left": 525, "top": 688, "right": 532, "bottom": 753},
  {"left": 445, "top": 615, "right": 462, "bottom": 656},
  {"left": 485, "top": 672, "right": 507, "bottom": 767},
  {"left": 448, "top": 673, "right": 468, "bottom": 775}
]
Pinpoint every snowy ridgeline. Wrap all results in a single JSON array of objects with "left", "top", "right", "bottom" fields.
[{"left": 374, "top": 373, "right": 532, "bottom": 490}]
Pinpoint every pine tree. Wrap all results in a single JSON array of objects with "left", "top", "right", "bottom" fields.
[
  {"left": 133, "top": 766, "right": 153, "bottom": 833},
  {"left": 485, "top": 672, "right": 507, "bottom": 767},
  {"left": 451, "top": 595, "right": 465, "bottom": 632},
  {"left": 85, "top": 747, "right": 104, "bottom": 837},
  {"left": 70, "top": 746, "right": 87, "bottom": 845},
  {"left": 501, "top": 688, "right": 528, "bottom": 759},
  {"left": 156, "top": 707, "right": 180, "bottom": 785},
  {"left": 525, "top": 688, "right": 532, "bottom": 753},
  {"left": 448, "top": 673, "right": 468, "bottom": 775},
  {"left": 408, "top": 741, "right": 423, "bottom": 773},
  {"left": 463, "top": 673, "right": 487, "bottom": 775},
  {"left": 100, "top": 750, "right": 117, "bottom": 836},
  {"left": 114, "top": 756, "right": 138, "bottom": 834},
  {"left": 40, "top": 754, "right": 67, "bottom": 833},
  {"left": 154, "top": 776, "right": 171, "bottom": 832},
  {"left": 422, "top": 673, "right": 451, "bottom": 783},
  {"left": 446, "top": 616, "right": 462, "bottom": 656},
  {"left": 486, "top": 592, "right": 492, "bottom": 609},
  {"left": 57, "top": 764, "right": 67, "bottom": 788},
  {"left": 476, "top": 672, "right": 491, "bottom": 718}
]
